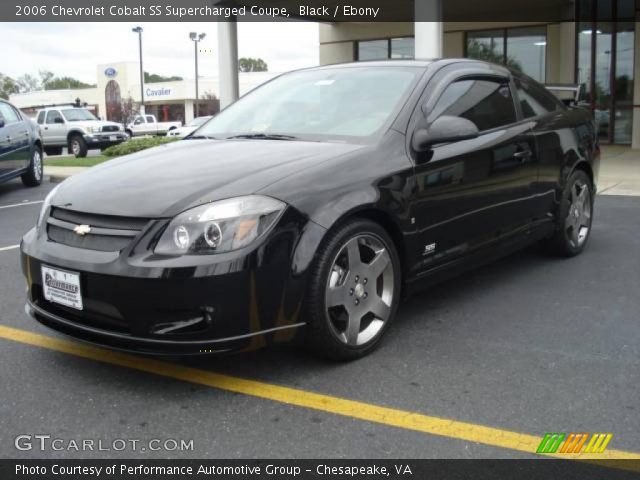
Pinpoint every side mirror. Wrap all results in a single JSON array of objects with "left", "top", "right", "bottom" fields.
[
  {"left": 0, "top": 118, "right": 5, "bottom": 128},
  {"left": 412, "top": 116, "right": 479, "bottom": 152},
  {"left": 54, "top": 117, "right": 64, "bottom": 124}
]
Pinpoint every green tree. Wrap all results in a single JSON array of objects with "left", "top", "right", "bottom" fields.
[
  {"left": 16, "top": 73, "right": 40, "bottom": 93},
  {"left": 238, "top": 57, "right": 268, "bottom": 72},
  {"left": 44, "top": 77, "right": 95, "bottom": 90},
  {"left": 0, "top": 73, "right": 19, "bottom": 99},
  {"left": 144, "top": 72, "right": 183, "bottom": 83}
]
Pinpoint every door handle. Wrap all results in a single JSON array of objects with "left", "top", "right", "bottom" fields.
[{"left": 513, "top": 150, "right": 532, "bottom": 162}]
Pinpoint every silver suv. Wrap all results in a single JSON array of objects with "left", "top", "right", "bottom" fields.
[{"left": 35, "top": 107, "right": 127, "bottom": 158}]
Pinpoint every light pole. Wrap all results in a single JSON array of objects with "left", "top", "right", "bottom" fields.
[
  {"left": 132, "top": 26, "right": 145, "bottom": 114},
  {"left": 190, "top": 32, "right": 206, "bottom": 117}
]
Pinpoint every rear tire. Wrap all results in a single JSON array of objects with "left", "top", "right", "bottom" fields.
[
  {"left": 69, "top": 135, "right": 88, "bottom": 158},
  {"left": 21, "top": 146, "right": 43, "bottom": 187},
  {"left": 304, "top": 219, "right": 401, "bottom": 361},
  {"left": 545, "top": 170, "right": 594, "bottom": 257}
]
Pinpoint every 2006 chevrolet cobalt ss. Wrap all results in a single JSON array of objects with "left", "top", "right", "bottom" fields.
[{"left": 21, "top": 60, "right": 599, "bottom": 360}]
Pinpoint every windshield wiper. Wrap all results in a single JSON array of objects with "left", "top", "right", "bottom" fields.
[
  {"left": 225, "top": 133, "right": 299, "bottom": 141},
  {"left": 186, "top": 135, "right": 218, "bottom": 140}
]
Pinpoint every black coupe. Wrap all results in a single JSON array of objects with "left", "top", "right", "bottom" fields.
[{"left": 21, "top": 60, "right": 599, "bottom": 360}]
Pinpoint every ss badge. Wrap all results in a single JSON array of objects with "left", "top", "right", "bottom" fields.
[{"left": 423, "top": 243, "right": 436, "bottom": 256}]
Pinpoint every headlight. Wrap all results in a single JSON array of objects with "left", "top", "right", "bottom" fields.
[
  {"left": 154, "top": 195, "right": 286, "bottom": 255},
  {"left": 90, "top": 126, "right": 101, "bottom": 133},
  {"left": 37, "top": 185, "right": 60, "bottom": 232}
]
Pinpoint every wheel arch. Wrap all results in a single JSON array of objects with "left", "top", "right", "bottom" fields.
[
  {"left": 66, "top": 129, "right": 85, "bottom": 143},
  {"left": 570, "top": 160, "right": 594, "bottom": 188},
  {"left": 321, "top": 206, "right": 407, "bottom": 281}
]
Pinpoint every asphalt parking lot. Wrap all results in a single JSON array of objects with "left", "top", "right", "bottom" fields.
[{"left": 0, "top": 178, "right": 638, "bottom": 460}]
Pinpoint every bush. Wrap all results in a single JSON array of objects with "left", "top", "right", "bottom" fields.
[{"left": 103, "top": 137, "right": 179, "bottom": 157}]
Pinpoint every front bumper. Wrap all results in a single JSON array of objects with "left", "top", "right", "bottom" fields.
[
  {"left": 84, "top": 132, "right": 127, "bottom": 149},
  {"left": 21, "top": 209, "right": 325, "bottom": 355}
]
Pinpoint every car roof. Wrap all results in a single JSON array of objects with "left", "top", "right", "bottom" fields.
[{"left": 298, "top": 58, "right": 513, "bottom": 77}]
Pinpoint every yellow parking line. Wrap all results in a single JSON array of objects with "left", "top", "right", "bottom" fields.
[{"left": 0, "top": 324, "right": 639, "bottom": 465}]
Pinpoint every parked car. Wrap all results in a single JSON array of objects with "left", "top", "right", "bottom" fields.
[
  {"left": 166, "top": 116, "right": 213, "bottom": 138},
  {"left": 126, "top": 114, "right": 181, "bottom": 137},
  {"left": 35, "top": 107, "right": 127, "bottom": 158},
  {"left": 0, "top": 99, "right": 43, "bottom": 188},
  {"left": 21, "top": 60, "right": 599, "bottom": 360}
]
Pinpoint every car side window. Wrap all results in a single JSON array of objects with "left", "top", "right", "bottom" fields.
[
  {"left": 0, "top": 103, "right": 21, "bottom": 125},
  {"left": 46, "top": 110, "right": 64, "bottom": 124},
  {"left": 134, "top": 117, "right": 143, "bottom": 125},
  {"left": 431, "top": 78, "right": 517, "bottom": 132},
  {"left": 37, "top": 111, "right": 45, "bottom": 125},
  {"left": 515, "top": 78, "right": 563, "bottom": 118},
  {"left": 145, "top": 115, "right": 155, "bottom": 123}
]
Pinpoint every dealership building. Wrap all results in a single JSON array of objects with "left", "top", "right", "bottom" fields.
[{"left": 9, "top": 61, "right": 276, "bottom": 124}]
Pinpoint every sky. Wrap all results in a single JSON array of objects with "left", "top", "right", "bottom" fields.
[{"left": 0, "top": 22, "right": 319, "bottom": 83}]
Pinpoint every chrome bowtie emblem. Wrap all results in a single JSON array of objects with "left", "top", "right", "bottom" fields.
[{"left": 73, "top": 224, "right": 91, "bottom": 236}]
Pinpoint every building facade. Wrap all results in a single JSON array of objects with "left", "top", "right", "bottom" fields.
[
  {"left": 10, "top": 62, "right": 277, "bottom": 125},
  {"left": 319, "top": 2, "right": 639, "bottom": 147}
]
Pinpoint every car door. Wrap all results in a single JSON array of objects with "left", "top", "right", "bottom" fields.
[
  {"left": 0, "top": 102, "right": 30, "bottom": 173},
  {"left": 43, "top": 110, "right": 66, "bottom": 146},
  {"left": 407, "top": 71, "right": 537, "bottom": 272},
  {"left": 145, "top": 115, "right": 157, "bottom": 134},
  {"left": 0, "top": 110, "right": 10, "bottom": 176}
]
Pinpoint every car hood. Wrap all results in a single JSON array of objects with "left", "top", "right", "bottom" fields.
[
  {"left": 52, "top": 139, "right": 364, "bottom": 218},
  {"left": 69, "top": 120, "right": 121, "bottom": 129}
]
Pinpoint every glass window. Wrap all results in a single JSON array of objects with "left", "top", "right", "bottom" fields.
[
  {"left": 198, "top": 66, "right": 422, "bottom": 140},
  {"left": 466, "top": 30, "right": 504, "bottom": 65},
  {"left": 358, "top": 38, "right": 414, "bottom": 61},
  {"left": 391, "top": 38, "right": 415, "bottom": 59},
  {"left": 61, "top": 109, "right": 97, "bottom": 121},
  {"left": 46, "top": 110, "right": 64, "bottom": 124},
  {"left": 506, "top": 27, "right": 547, "bottom": 82},
  {"left": 146, "top": 115, "right": 155, "bottom": 123},
  {"left": 515, "top": 78, "right": 562, "bottom": 118},
  {"left": 0, "top": 103, "right": 20, "bottom": 124},
  {"left": 37, "top": 111, "right": 45, "bottom": 125},
  {"left": 466, "top": 27, "right": 547, "bottom": 82},
  {"left": 432, "top": 79, "right": 517, "bottom": 132},
  {"left": 358, "top": 40, "right": 388, "bottom": 61}
]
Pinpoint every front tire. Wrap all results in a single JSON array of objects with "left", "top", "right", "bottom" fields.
[
  {"left": 69, "top": 135, "right": 88, "bottom": 158},
  {"left": 546, "top": 170, "right": 594, "bottom": 256},
  {"left": 304, "top": 219, "right": 401, "bottom": 360},
  {"left": 21, "top": 145, "right": 43, "bottom": 187}
]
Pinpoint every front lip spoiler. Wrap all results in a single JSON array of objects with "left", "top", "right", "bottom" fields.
[{"left": 26, "top": 300, "right": 305, "bottom": 356}]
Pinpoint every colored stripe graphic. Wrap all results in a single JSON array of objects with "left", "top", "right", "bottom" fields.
[{"left": 539, "top": 433, "right": 614, "bottom": 454}]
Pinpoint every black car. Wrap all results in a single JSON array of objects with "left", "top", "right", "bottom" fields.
[
  {"left": 0, "top": 99, "right": 43, "bottom": 188},
  {"left": 21, "top": 60, "right": 599, "bottom": 360}
]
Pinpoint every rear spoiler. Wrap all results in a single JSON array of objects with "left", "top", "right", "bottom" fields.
[{"left": 545, "top": 84, "right": 587, "bottom": 107}]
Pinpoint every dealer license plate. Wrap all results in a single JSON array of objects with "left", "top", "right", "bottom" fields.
[{"left": 41, "top": 265, "right": 83, "bottom": 310}]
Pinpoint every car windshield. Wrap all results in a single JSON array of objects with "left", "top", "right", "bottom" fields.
[
  {"left": 61, "top": 109, "right": 98, "bottom": 121},
  {"left": 197, "top": 66, "right": 422, "bottom": 141},
  {"left": 188, "top": 116, "right": 211, "bottom": 127}
]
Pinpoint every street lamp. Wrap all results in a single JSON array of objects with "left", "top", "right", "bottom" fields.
[
  {"left": 190, "top": 32, "right": 206, "bottom": 117},
  {"left": 132, "top": 26, "right": 145, "bottom": 114}
]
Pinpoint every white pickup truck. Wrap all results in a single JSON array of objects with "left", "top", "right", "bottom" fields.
[{"left": 125, "top": 114, "right": 181, "bottom": 137}]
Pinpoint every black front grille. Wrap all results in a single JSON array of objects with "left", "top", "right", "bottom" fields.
[
  {"left": 101, "top": 125, "right": 120, "bottom": 132},
  {"left": 46, "top": 207, "right": 151, "bottom": 252}
]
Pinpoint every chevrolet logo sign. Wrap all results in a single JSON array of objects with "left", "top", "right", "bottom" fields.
[{"left": 73, "top": 224, "right": 92, "bottom": 236}]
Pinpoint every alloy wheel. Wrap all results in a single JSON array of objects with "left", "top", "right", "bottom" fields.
[
  {"left": 33, "top": 150, "right": 42, "bottom": 181},
  {"left": 565, "top": 179, "right": 592, "bottom": 248},
  {"left": 71, "top": 140, "right": 80, "bottom": 156},
  {"left": 325, "top": 234, "right": 395, "bottom": 346}
]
